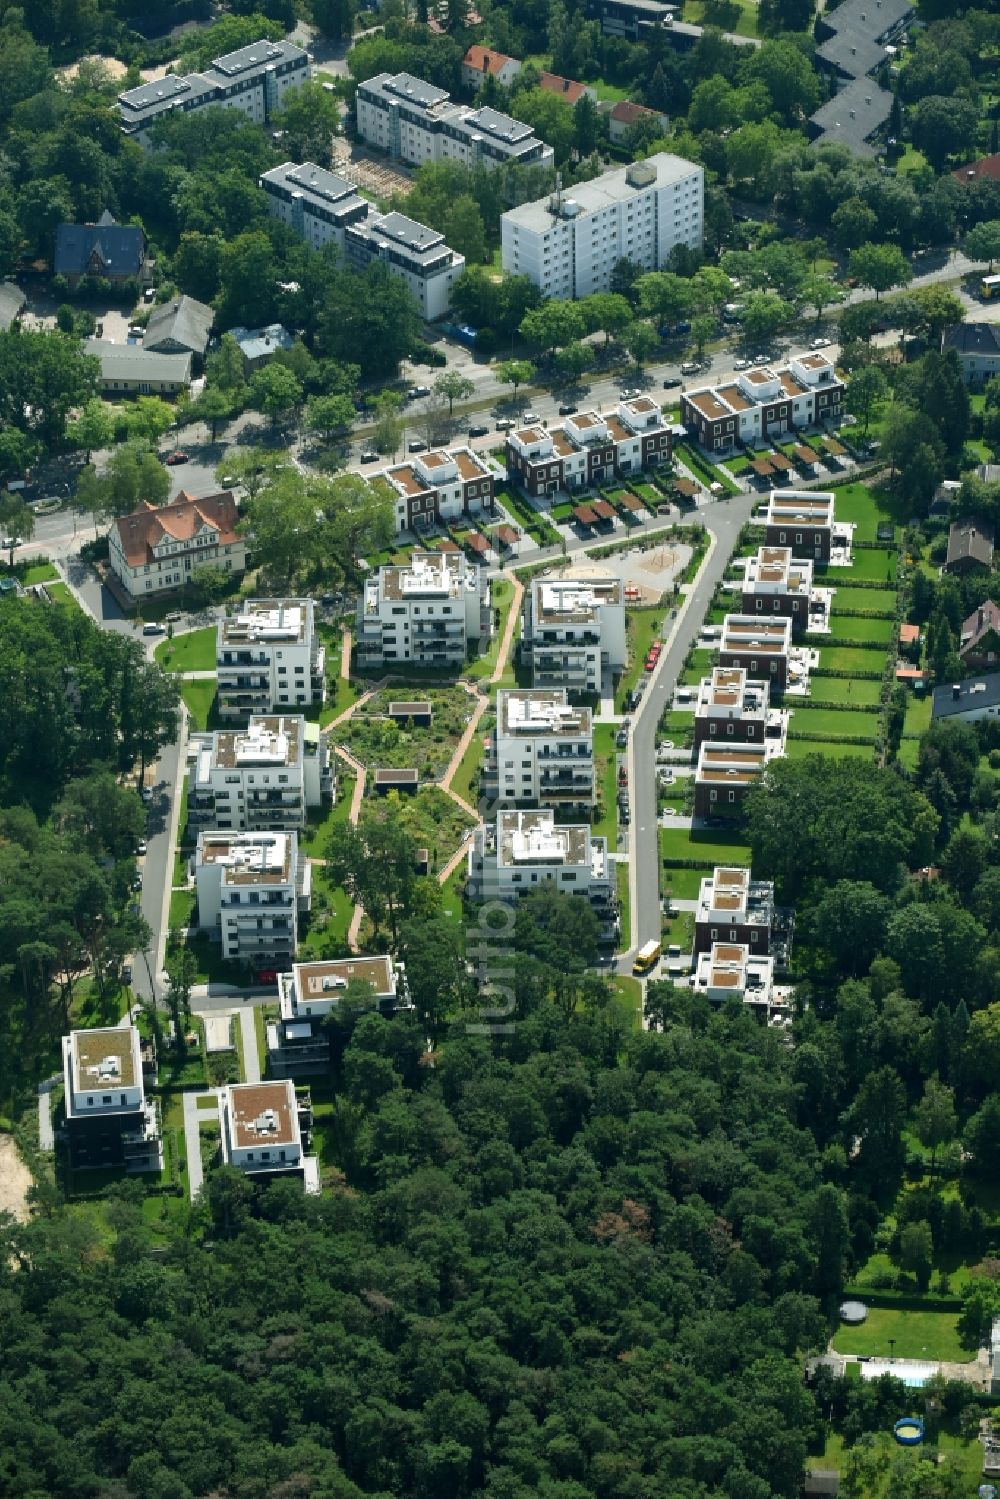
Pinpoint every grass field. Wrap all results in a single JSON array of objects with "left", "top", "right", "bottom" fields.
[
  {"left": 818, "top": 645, "right": 888, "bottom": 674},
  {"left": 829, "top": 482, "right": 900, "bottom": 544},
  {"left": 680, "top": 647, "right": 718, "bottom": 685},
  {"left": 466, "top": 577, "right": 515, "bottom": 681},
  {"left": 661, "top": 865, "right": 706, "bottom": 899},
  {"left": 834, "top": 549, "right": 898, "bottom": 584},
  {"left": 825, "top": 614, "right": 896, "bottom": 644},
  {"left": 154, "top": 626, "right": 216, "bottom": 673},
  {"left": 808, "top": 676, "right": 883, "bottom": 705},
  {"left": 593, "top": 722, "right": 620, "bottom": 851},
  {"left": 47, "top": 581, "right": 80, "bottom": 609},
  {"left": 682, "top": 0, "right": 759, "bottom": 37},
  {"left": 829, "top": 586, "right": 897, "bottom": 614},
  {"left": 788, "top": 705, "right": 879, "bottom": 740},
  {"left": 903, "top": 692, "right": 932, "bottom": 739},
  {"left": 21, "top": 562, "right": 58, "bottom": 584},
  {"left": 659, "top": 825, "right": 751, "bottom": 866},
  {"left": 450, "top": 725, "right": 487, "bottom": 809},
  {"left": 616, "top": 608, "right": 667, "bottom": 711},
  {"left": 616, "top": 861, "right": 630, "bottom": 953},
  {"left": 180, "top": 679, "right": 216, "bottom": 732},
  {"left": 831, "top": 1306, "right": 971, "bottom": 1362},
  {"left": 659, "top": 710, "right": 696, "bottom": 742},
  {"left": 785, "top": 737, "right": 873, "bottom": 761}
]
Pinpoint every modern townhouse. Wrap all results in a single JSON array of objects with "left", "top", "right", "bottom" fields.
[
  {"left": 693, "top": 667, "right": 773, "bottom": 748},
  {"left": 521, "top": 574, "right": 626, "bottom": 692},
  {"left": 764, "top": 490, "right": 835, "bottom": 565},
  {"left": 188, "top": 715, "right": 333, "bottom": 832},
  {"left": 355, "top": 550, "right": 491, "bottom": 670},
  {"left": 501, "top": 154, "right": 703, "bottom": 299},
  {"left": 375, "top": 445, "right": 502, "bottom": 533},
  {"left": 218, "top": 1079, "right": 317, "bottom": 1189},
  {"left": 355, "top": 72, "right": 554, "bottom": 172},
  {"left": 680, "top": 356, "right": 844, "bottom": 453},
  {"left": 268, "top": 955, "right": 406, "bottom": 1075},
  {"left": 117, "top": 38, "right": 312, "bottom": 144},
  {"left": 216, "top": 599, "right": 326, "bottom": 721},
  {"left": 692, "top": 941, "right": 776, "bottom": 1012},
  {"left": 718, "top": 614, "right": 793, "bottom": 693},
  {"left": 109, "top": 491, "right": 245, "bottom": 602},
  {"left": 742, "top": 546, "right": 819, "bottom": 632},
  {"left": 62, "top": 1025, "right": 161, "bottom": 1172},
  {"left": 693, "top": 739, "right": 772, "bottom": 820},
  {"left": 194, "top": 831, "right": 309, "bottom": 973},
  {"left": 484, "top": 689, "right": 594, "bottom": 809},
  {"left": 693, "top": 865, "right": 777, "bottom": 956},
  {"left": 505, "top": 397, "right": 672, "bottom": 498},
  {"left": 467, "top": 810, "right": 617, "bottom": 939}
]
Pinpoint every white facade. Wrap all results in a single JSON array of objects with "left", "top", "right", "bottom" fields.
[
  {"left": 468, "top": 810, "right": 615, "bottom": 920},
  {"left": 259, "top": 163, "right": 464, "bottom": 319},
  {"left": 195, "top": 831, "right": 308, "bottom": 969},
  {"left": 522, "top": 574, "right": 626, "bottom": 692},
  {"left": 217, "top": 598, "right": 326, "bottom": 720},
  {"left": 356, "top": 550, "right": 491, "bottom": 669},
  {"left": 693, "top": 942, "right": 775, "bottom": 1008},
  {"left": 118, "top": 39, "right": 312, "bottom": 144},
  {"left": 267, "top": 955, "right": 406, "bottom": 1074},
  {"left": 63, "top": 1026, "right": 145, "bottom": 1117},
  {"left": 220, "top": 1080, "right": 302, "bottom": 1175},
  {"left": 189, "top": 715, "right": 332, "bottom": 832},
  {"left": 501, "top": 154, "right": 703, "bottom": 299},
  {"left": 378, "top": 445, "right": 502, "bottom": 533},
  {"left": 109, "top": 491, "right": 245, "bottom": 601},
  {"left": 356, "top": 72, "right": 554, "bottom": 172},
  {"left": 486, "top": 689, "right": 594, "bottom": 807}
]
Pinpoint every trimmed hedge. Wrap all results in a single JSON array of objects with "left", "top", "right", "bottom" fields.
[{"left": 811, "top": 667, "right": 885, "bottom": 680}]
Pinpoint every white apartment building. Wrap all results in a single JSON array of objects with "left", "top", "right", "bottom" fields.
[
  {"left": 355, "top": 72, "right": 554, "bottom": 172},
  {"left": 356, "top": 550, "right": 491, "bottom": 670},
  {"left": 216, "top": 599, "right": 326, "bottom": 721},
  {"left": 259, "top": 163, "right": 465, "bottom": 319},
  {"left": 467, "top": 811, "right": 618, "bottom": 938},
  {"left": 62, "top": 1025, "right": 161, "bottom": 1172},
  {"left": 219, "top": 1080, "right": 312, "bottom": 1184},
  {"left": 109, "top": 490, "right": 245, "bottom": 601},
  {"left": 693, "top": 942, "right": 776, "bottom": 1010},
  {"left": 189, "top": 715, "right": 332, "bottom": 832},
  {"left": 195, "top": 831, "right": 309, "bottom": 972},
  {"left": 118, "top": 38, "right": 312, "bottom": 144},
  {"left": 485, "top": 689, "right": 594, "bottom": 808},
  {"left": 521, "top": 574, "right": 626, "bottom": 692},
  {"left": 268, "top": 955, "right": 406, "bottom": 1074},
  {"left": 500, "top": 154, "right": 703, "bottom": 299}
]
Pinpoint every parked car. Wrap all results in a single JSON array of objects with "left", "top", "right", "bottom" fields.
[
  {"left": 495, "top": 418, "right": 515, "bottom": 431},
  {"left": 753, "top": 354, "right": 770, "bottom": 366},
  {"left": 135, "top": 840, "right": 147, "bottom": 856},
  {"left": 140, "top": 786, "right": 153, "bottom": 802},
  {"left": 468, "top": 423, "right": 489, "bottom": 438},
  {"left": 662, "top": 377, "right": 681, "bottom": 389},
  {"left": 522, "top": 411, "right": 541, "bottom": 423},
  {"left": 220, "top": 474, "right": 235, "bottom": 487},
  {"left": 680, "top": 361, "right": 700, "bottom": 376},
  {"left": 407, "top": 385, "right": 431, "bottom": 399},
  {"left": 360, "top": 450, "right": 379, "bottom": 463},
  {"left": 408, "top": 439, "right": 427, "bottom": 453},
  {"left": 733, "top": 358, "right": 750, "bottom": 371},
  {"left": 165, "top": 610, "right": 182, "bottom": 622},
  {"left": 2, "top": 535, "right": 23, "bottom": 548},
  {"left": 122, "top": 963, "right": 132, "bottom": 983},
  {"left": 674, "top": 320, "right": 691, "bottom": 335},
  {"left": 165, "top": 451, "right": 188, "bottom": 465},
  {"left": 558, "top": 404, "right": 577, "bottom": 416},
  {"left": 811, "top": 336, "right": 831, "bottom": 350},
  {"left": 142, "top": 621, "right": 166, "bottom": 636},
  {"left": 131, "top": 874, "right": 143, "bottom": 892}
]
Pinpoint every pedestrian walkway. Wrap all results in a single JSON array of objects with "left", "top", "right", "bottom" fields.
[
  {"left": 438, "top": 831, "right": 475, "bottom": 886},
  {"left": 491, "top": 573, "right": 523, "bottom": 685},
  {"left": 37, "top": 1075, "right": 59, "bottom": 1151},
  {"left": 340, "top": 627, "right": 352, "bottom": 679},
  {"left": 238, "top": 1006, "right": 260, "bottom": 1083},
  {"left": 182, "top": 1090, "right": 209, "bottom": 1199}
]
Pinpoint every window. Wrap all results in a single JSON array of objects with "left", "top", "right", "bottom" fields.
[{"left": 102, "top": 1095, "right": 112, "bottom": 1104}]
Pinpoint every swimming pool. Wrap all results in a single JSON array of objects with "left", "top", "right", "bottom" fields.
[{"left": 861, "top": 1360, "right": 937, "bottom": 1388}]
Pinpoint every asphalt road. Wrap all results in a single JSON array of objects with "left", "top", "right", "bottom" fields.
[
  {"left": 133, "top": 730, "right": 186, "bottom": 1003},
  {"left": 629, "top": 489, "right": 759, "bottom": 952}
]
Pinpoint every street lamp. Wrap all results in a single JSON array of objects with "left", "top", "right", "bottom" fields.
[{"left": 888, "top": 1338, "right": 896, "bottom": 1362}]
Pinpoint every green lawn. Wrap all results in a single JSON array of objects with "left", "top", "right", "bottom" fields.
[
  {"left": 683, "top": 0, "right": 759, "bottom": 36},
  {"left": 22, "top": 561, "right": 58, "bottom": 584},
  {"left": 593, "top": 722, "right": 619, "bottom": 851},
  {"left": 616, "top": 861, "right": 630, "bottom": 953},
  {"left": 298, "top": 860, "right": 354, "bottom": 957},
  {"left": 154, "top": 626, "right": 217, "bottom": 672},
  {"left": 680, "top": 647, "right": 718, "bottom": 686},
  {"left": 808, "top": 676, "right": 883, "bottom": 705},
  {"left": 612, "top": 972, "right": 642, "bottom": 1028},
  {"left": 662, "top": 909, "right": 694, "bottom": 948},
  {"left": 902, "top": 691, "right": 932, "bottom": 739},
  {"left": 829, "top": 586, "right": 897, "bottom": 614},
  {"left": 829, "top": 482, "right": 899, "bottom": 544},
  {"left": 180, "top": 679, "right": 217, "bottom": 732},
  {"left": 659, "top": 710, "right": 696, "bottom": 742},
  {"left": 615, "top": 608, "right": 667, "bottom": 711},
  {"left": 440, "top": 864, "right": 466, "bottom": 935},
  {"left": 817, "top": 645, "right": 888, "bottom": 675},
  {"left": 47, "top": 581, "right": 81, "bottom": 610},
  {"left": 450, "top": 725, "right": 487, "bottom": 809},
  {"left": 788, "top": 705, "right": 879, "bottom": 740},
  {"left": 833, "top": 549, "right": 898, "bottom": 584},
  {"left": 831, "top": 1306, "right": 972, "bottom": 1362},
  {"left": 897, "top": 737, "right": 920, "bottom": 770},
  {"left": 659, "top": 825, "right": 751, "bottom": 866},
  {"left": 785, "top": 737, "right": 873, "bottom": 761},
  {"left": 465, "top": 577, "right": 516, "bottom": 681},
  {"left": 589, "top": 77, "right": 629, "bottom": 102},
  {"left": 169, "top": 887, "right": 197, "bottom": 931},
  {"left": 661, "top": 864, "right": 706, "bottom": 899},
  {"left": 824, "top": 614, "right": 896, "bottom": 645}
]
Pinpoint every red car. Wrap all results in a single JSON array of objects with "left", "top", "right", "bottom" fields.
[{"left": 165, "top": 451, "right": 188, "bottom": 465}]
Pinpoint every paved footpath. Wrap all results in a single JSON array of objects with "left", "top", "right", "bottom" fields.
[{"left": 238, "top": 1006, "right": 261, "bottom": 1083}]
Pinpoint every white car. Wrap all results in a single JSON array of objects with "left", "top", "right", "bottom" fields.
[
  {"left": 753, "top": 354, "right": 770, "bottom": 365},
  {"left": 811, "top": 337, "right": 831, "bottom": 350},
  {"left": 733, "top": 358, "right": 750, "bottom": 370},
  {"left": 522, "top": 411, "right": 541, "bottom": 423}
]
